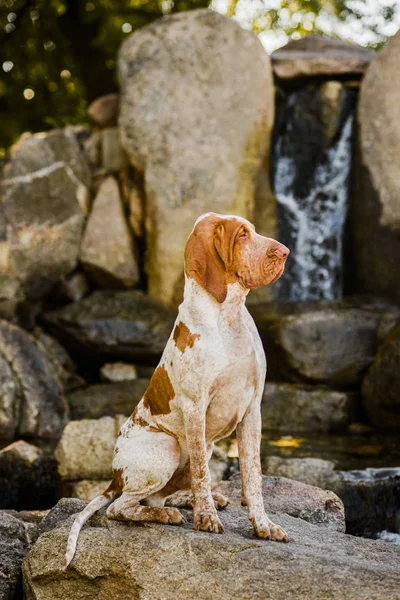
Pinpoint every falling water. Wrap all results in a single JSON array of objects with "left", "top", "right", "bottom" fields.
[{"left": 272, "top": 84, "right": 356, "bottom": 301}]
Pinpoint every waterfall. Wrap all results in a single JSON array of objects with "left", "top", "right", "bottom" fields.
[{"left": 272, "top": 84, "right": 356, "bottom": 301}]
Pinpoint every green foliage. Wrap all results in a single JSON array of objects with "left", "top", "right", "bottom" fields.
[{"left": 0, "top": 0, "right": 209, "bottom": 154}]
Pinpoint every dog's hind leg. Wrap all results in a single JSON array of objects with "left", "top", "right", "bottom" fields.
[
  {"left": 164, "top": 490, "right": 229, "bottom": 510},
  {"left": 107, "top": 493, "right": 185, "bottom": 524}
]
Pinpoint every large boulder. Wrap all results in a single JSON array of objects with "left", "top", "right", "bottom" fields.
[
  {"left": 118, "top": 9, "right": 275, "bottom": 307},
  {"left": 22, "top": 480, "right": 400, "bottom": 600},
  {"left": 0, "top": 320, "right": 69, "bottom": 440},
  {"left": 67, "top": 380, "right": 149, "bottom": 420},
  {"left": 250, "top": 300, "right": 400, "bottom": 387},
  {"left": 349, "top": 32, "right": 400, "bottom": 300},
  {"left": 0, "top": 511, "right": 30, "bottom": 600},
  {"left": 0, "top": 128, "right": 90, "bottom": 301},
  {"left": 271, "top": 35, "right": 374, "bottom": 81},
  {"left": 262, "top": 382, "right": 355, "bottom": 432},
  {"left": 43, "top": 290, "right": 175, "bottom": 363},
  {"left": 80, "top": 176, "right": 139, "bottom": 288},
  {"left": 362, "top": 322, "right": 400, "bottom": 428}
]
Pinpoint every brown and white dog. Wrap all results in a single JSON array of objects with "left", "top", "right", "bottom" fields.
[{"left": 65, "top": 212, "right": 290, "bottom": 567}]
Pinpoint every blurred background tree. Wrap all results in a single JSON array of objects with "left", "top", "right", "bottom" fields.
[{"left": 1, "top": 0, "right": 399, "bottom": 155}]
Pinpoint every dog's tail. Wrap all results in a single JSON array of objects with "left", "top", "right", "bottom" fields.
[{"left": 65, "top": 491, "right": 116, "bottom": 568}]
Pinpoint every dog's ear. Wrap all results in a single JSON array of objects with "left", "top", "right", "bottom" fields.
[{"left": 185, "top": 216, "right": 228, "bottom": 303}]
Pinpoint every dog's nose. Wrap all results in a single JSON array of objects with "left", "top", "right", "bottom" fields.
[{"left": 273, "top": 244, "right": 290, "bottom": 260}]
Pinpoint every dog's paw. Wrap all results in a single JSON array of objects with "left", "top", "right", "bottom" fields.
[
  {"left": 164, "top": 507, "right": 187, "bottom": 525},
  {"left": 251, "top": 517, "right": 288, "bottom": 542},
  {"left": 193, "top": 510, "right": 224, "bottom": 533},
  {"left": 212, "top": 492, "right": 230, "bottom": 510}
]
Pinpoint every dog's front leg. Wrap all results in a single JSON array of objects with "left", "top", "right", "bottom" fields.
[
  {"left": 183, "top": 406, "right": 224, "bottom": 533},
  {"left": 237, "top": 400, "right": 288, "bottom": 542}
]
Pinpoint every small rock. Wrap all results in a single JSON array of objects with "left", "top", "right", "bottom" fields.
[
  {"left": 101, "top": 127, "right": 129, "bottom": 172},
  {"left": 43, "top": 290, "right": 175, "bottom": 363},
  {"left": 263, "top": 456, "right": 336, "bottom": 490},
  {"left": 80, "top": 176, "right": 139, "bottom": 288},
  {"left": 88, "top": 93, "right": 119, "bottom": 128},
  {"left": 271, "top": 35, "right": 374, "bottom": 81},
  {"left": 67, "top": 380, "right": 148, "bottom": 420},
  {"left": 0, "top": 440, "right": 42, "bottom": 465},
  {"left": 262, "top": 382, "right": 356, "bottom": 432},
  {"left": 100, "top": 362, "right": 138, "bottom": 382},
  {"left": 55, "top": 416, "right": 126, "bottom": 481}
]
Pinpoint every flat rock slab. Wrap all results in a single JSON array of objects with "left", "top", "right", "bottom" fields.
[
  {"left": 23, "top": 497, "right": 399, "bottom": 600},
  {"left": 43, "top": 289, "right": 175, "bottom": 363},
  {"left": 272, "top": 35, "right": 374, "bottom": 81}
]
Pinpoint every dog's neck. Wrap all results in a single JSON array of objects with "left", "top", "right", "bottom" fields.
[{"left": 180, "top": 276, "right": 248, "bottom": 326}]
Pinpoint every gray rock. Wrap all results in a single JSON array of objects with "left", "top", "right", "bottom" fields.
[
  {"left": 250, "top": 300, "right": 400, "bottom": 387},
  {"left": 272, "top": 35, "right": 374, "bottom": 81},
  {"left": 0, "top": 129, "right": 90, "bottom": 300},
  {"left": 64, "top": 480, "right": 111, "bottom": 502},
  {"left": 55, "top": 416, "right": 127, "bottom": 481},
  {"left": 80, "top": 176, "right": 139, "bottom": 288},
  {"left": 263, "top": 456, "right": 336, "bottom": 489},
  {"left": 101, "top": 128, "right": 129, "bottom": 172},
  {"left": 0, "top": 320, "right": 69, "bottom": 440},
  {"left": 0, "top": 511, "right": 29, "bottom": 600},
  {"left": 67, "top": 380, "right": 148, "bottom": 420},
  {"left": 362, "top": 322, "right": 400, "bottom": 428},
  {"left": 349, "top": 32, "right": 400, "bottom": 300},
  {"left": 23, "top": 479, "right": 400, "bottom": 600},
  {"left": 262, "top": 382, "right": 356, "bottom": 432},
  {"left": 118, "top": 9, "right": 275, "bottom": 307},
  {"left": 0, "top": 440, "right": 59, "bottom": 511},
  {"left": 216, "top": 474, "right": 344, "bottom": 532},
  {"left": 43, "top": 289, "right": 175, "bottom": 363},
  {"left": 100, "top": 362, "right": 138, "bottom": 383},
  {"left": 88, "top": 93, "right": 119, "bottom": 128}
]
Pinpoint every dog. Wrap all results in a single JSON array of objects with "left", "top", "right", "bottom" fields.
[{"left": 65, "top": 212, "right": 290, "bottom": 567}]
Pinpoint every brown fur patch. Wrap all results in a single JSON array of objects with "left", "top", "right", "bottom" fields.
[
  {"left": 173, "top": 321, "right": 200, "bottom": 353},
  {"left": 130, "top": 407, "right": 149, "bottom": 427},
  {"left": 103, "top": 467, "right": 126, "bottom": 498},
  {"left": 143, "top": 364, "right": 175, "bottom": 416}
]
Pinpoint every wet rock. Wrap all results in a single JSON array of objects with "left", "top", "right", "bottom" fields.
[
  {"left": 272, "top": 35, "right": 374, "bottom": 81},
  {"left": 0, "top": 129, "right": 90, "bottom": 301},
  {"left": 362, "top": 322, "right": 400, "bottom": 428},
  {"left": 119, "top": 9, "right": 274, "bottom": 307},
  {"left": 43, "top": 290, "right": 175, "bottom": 363},
  {"left": 262, "top": 382, "right": 356, "bottom": 432},
  {"left": 0, "top": 441, "right": 60, "bottom": 511},
  {"left": 88, "top": 93, "right": 119, "bottom": 128},
  {"left": 263, "top": 456, "right": 336, "bottom": 489},
  {"left": 0, "top": 320, "right": 69, "bottom": 440},
  {"left": 0, "top": 511, "right": 30, "bottom": 600},
  {"left": 100, "top": 362, "right": 138, "bottom": 382},
  {"left": 67, "top": 380, "right": 148, "bottom": 420},
  {"left": 55, "top": 416, "right": 126, "bottom": 481},
  {"left": 250, "top": 300, "right": 400, "bottom": 387},
  {"left": 80, "top": 177, "right": 139, "bottom": 288},
  {"left": 349, "top": 32, "right": 400, "bottom": 300},
  {"left": 23, "top": 481, "right": 400, "bottom": 600},
  {"left": 216, "top": 473, "right": 344, "bottom": 532}
]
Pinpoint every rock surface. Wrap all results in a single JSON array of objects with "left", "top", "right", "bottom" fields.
[
  {"left": 272, "top": 35, "right": 374, "bottom": 80},
  {"left": 101, "top": 128, "right": 129, "bottom": 172},
  {"left": 349, "top": 32, "right": 400, "bottom": 300},
  {"left": 262, "top": 382, "right": 355, "bottom": 431},
  {"left": 0, "top": 129, "right": 90, "bottom": 300},
  {"left": 0, "top": 511, "right": 30, "bottom": 600},
  {"left": 0, "top": 320, "right": 69, "bottom": 440},
  {"left": 80, "top": 176, "right": 139, "bottom": 288},
  {"left": 100, "top": 362, "right": 138, "bottom": 382},
  {"left": 43, "top": 290, "right": 175, "bottom": 362},
  {"left": 88, "top": 93, "right": 119, "bottom": 128},
  {"left": 263, "top": 456, "right": 336, "bottom": 489},
  {"left": 0, "top": 441, "right": 59, "bottom": 511},
  {"left": 362, "top": 322, "right": 400, "bottom": 428},
  {"left": 55, "top": 416, "right": 126, "bottom": 481},
  {"left": 118, "top": 9, "right": 275, "bottom": 307},
  {"left": 67, "top": 380, "right": 148, "bottom": 420},
  {"left": 250, "top": 300, "right": 399, "bottom": 387},
  {"left": 22, "top": 479, "right": 400, "bottom": 600}
]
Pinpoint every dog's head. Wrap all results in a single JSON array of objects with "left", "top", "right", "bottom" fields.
[{"left": 184, "top": 212, "right": 289, "bottom": 303}]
